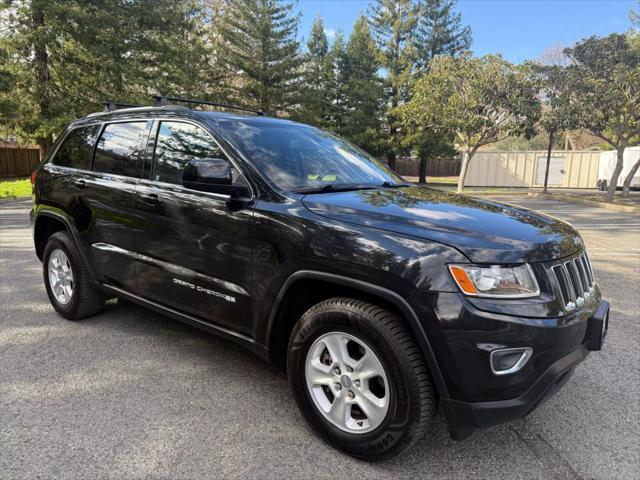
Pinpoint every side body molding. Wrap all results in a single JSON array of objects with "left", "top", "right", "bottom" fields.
[{"left": 265, "top": 270, "right": 450, "bottom": 400}]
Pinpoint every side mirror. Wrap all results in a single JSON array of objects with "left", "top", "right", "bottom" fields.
[{"left": 183, "top": 158, "right": 232, "bottom": 193}]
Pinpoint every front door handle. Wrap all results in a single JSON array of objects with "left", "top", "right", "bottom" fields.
[
  {"left": 139, "top": 191, "right": 162, "bottom": 205},
  {"left": 73, "top": 179, "right": 87, "bottom": 189}
]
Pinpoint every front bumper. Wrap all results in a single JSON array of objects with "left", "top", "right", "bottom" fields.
[
  {"left": 416, "top": 290, "right": 609, "bottom": 439},
  {"left": 444, "top": 342, "right": 585, "bottom": 439}
]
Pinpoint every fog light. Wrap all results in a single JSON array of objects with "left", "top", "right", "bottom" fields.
[{"left": 490, "top": 347, "right": 532, "bottom": 375}]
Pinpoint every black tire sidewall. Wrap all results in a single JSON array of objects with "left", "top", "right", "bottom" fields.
[
  {"left": 43, "top": 233, "right": 82, "bottom": 319},
  {"left": 288, "top": 306, "right": 414, "bottom": 459}
]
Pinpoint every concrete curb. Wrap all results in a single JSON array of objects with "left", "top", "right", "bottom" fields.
[
  {"left": 537, "top": 194, "right": 640, "bottom": 214},
  {"left": 472, "top": 191, "right": 640, "bottom": 214}
]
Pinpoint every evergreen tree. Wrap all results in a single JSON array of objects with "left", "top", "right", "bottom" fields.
[
  {"left": 409, "top": 0, "right": 471, "bottom": 182},
  {"left": 326, "top": 30, "right": 349, "bottom": 133},
  {"left": 414, "top": 0, "right": 471, "bottom": 69},
  {"left": 0, "top": 0, "right": 210, "bottom": 152},
  {"left": 340, "top": 16, "right": 385, "bottom": 155},
  {"left": 0, "top": 40, "right": 18, "bottom": 138},
  {"left": 368, "top": 0, "right": 419, "bottom": 170},
  {"left": 297, "top": 16, "right": 332, "bottom": 128},
  {"left": 220, "top": 0, "right": 301, "bottom": 114}
]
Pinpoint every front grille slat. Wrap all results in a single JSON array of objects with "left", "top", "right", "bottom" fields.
[
  {"left": 551, "top": 252, "right": 595, "bottom": 311},
  {"left": 584, "top": 253, "right": 596, "bottom": 284},
  {"left": 575, "top": 257, "right": 589, "bottom": 290},
  {"left": 552, "top": 265, "right": 570, "bottom": 306}
]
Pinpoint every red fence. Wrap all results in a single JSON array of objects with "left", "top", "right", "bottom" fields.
[
  {"left": 385, "top": 156, "right": 461, "bottom": 177},
  {"left": 0, "top": 146, "right": 42, "bottom": 179}
]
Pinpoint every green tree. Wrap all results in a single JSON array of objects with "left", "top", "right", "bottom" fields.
[
  {"left": 407, "top": 0, "right": 471, "bottom": 183},
  {"left": 340, "top": 16, "right": 385, "bottom": 155},
  {"left": 297, "top": 16, "right": 332, "bottom": 128},
  {"left": 561, "top": 34, "right": 640, "bottom": 200},
  {"left": 0, "top": 45, "right": 18, "bottom": 137},
  {"left": 630, "top": 1, "right": 639, "bottom": 40},
  {"left": 368, "top": 0, "right": 419, "bottom": 170},
  {"left": 220, "top": 0, "right": 301, "bottom": 114},
  {"left": 414, "top": 0, "right": 471, "bottom": 69},
  {"left": 325, "top": 30, "right": 348, "bottom": 133},
  {"left": 402, "top": 130, "right": 457, "bottom": 184},
  {"left": 526, "top": 62, "right": 578, "bottom": 192},
  {"left": 399, "top": 54, "right": 541, "bottom": 193},
  {"left": 0, "top": 0, "right": 209, "bottom": 153}
]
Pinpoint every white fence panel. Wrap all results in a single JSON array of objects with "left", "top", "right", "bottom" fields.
[{"left": 464, "top": 150, "right": 601, "bottom": 188}]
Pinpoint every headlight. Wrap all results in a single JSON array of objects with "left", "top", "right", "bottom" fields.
[{"left": 448, "top": 264, "right": 540, "bottom": 298}]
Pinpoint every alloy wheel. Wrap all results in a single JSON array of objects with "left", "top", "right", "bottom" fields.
[
  {"left": 48, "top": 248, "right": 74, "bottom": 305},
  {"left": 305, "top": 331, "right": 390, "bottom": 434}
]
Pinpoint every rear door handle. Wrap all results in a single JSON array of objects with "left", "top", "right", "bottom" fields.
[
  {"left": 139, "top": 191, "right": 162, "bottom": 205},
  {"left": 73, "top": 179, "right": 87, "bottom": 189}
]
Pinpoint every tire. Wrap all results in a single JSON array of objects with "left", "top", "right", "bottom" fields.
[
  {"left": 42, "top": 231, "right": 105, "bottom": 320},
  {"left": 598, "top": 180, "right": 607, "bottom": 191},
  {"left": 287, "top": 297, "right": 436, "bottom": 461}
]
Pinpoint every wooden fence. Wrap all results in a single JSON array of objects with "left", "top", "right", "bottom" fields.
[
  {"left": 385, "top": 156, "right": 462, "bottom": 177},
  {"left": 0, "top": 146, "right": 42, "bottom": 179}
]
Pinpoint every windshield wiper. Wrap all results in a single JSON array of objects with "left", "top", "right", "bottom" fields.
[
  {"left": 293, "top": 184, "right": 379, "bottom": 194},
  {"left": 380, "top": 181, "right": 410, "bottom": 188}
]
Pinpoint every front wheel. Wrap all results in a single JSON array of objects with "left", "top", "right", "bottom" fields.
[{"left": 287, "top": 298, "right": 437, "bottom": 460}]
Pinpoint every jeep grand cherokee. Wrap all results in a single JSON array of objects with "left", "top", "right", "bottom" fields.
[{"left": 30, "top": 98, "right": 609, "bottom": 460}]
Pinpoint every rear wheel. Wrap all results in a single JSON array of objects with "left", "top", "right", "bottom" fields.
[
  {"left": 287, "top": 298, "right": 436, "bottom": 461},
  {"left": 43, "top": 231, "right": 104, "bottom": 320}
]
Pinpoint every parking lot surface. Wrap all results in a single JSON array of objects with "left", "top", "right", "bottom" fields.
[{"left": 1, "top": 195, "right": 639, "bottom": 479}]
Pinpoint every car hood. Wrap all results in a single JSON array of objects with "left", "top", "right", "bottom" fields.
[{"left": 302, "top": 187, "right": 583, "bottom": 263}]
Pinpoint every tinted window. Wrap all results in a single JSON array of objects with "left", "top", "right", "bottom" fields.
[
  {"left": 53, "top": 125, "right": 100, "bottom": 169},
  {"left": 93, "top": 122, "right": 147, "bottom": 177},
  {"left": 153, "top": 121, "right": 232, "bottom": 186},
  {"left": 216, "top": 121, "right": 404, "bottom": 192}
]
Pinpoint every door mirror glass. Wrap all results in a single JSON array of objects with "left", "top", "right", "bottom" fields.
[{"left": 183, "top": 158, "right": 232, "bottom": 192}]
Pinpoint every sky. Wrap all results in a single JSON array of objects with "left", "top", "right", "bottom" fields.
[{"left": 295, "top": 0, "right": 638, "bottom": 63}]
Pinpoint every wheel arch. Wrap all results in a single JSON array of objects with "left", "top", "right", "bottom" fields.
[
  {"left": 33, "top": 210, "right": 99, "bottom": 285},
  {"left": 264, "top": 270, "right": 449, "bottom": 399},
  {"left": 34, "top": 212, "right": 69, "bottom": 260}
]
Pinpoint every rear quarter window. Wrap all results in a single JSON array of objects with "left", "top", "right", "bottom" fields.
[
  {"left": 93, "top": 122, "right": 148, "bottom": 177},
  {"left": 52, "top": 125, "right": 100, "bottom": 170}
]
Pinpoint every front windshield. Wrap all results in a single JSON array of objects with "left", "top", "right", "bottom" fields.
[{"left": 216, "top": 120, "right": 406, "bottom": 192}]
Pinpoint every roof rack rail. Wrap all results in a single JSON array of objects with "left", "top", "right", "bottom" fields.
[
  {"left": 102, "top": 101, "right": 141, "bottom": 112},
  {"left": 153, "top": 95, "right": 265, "bottom": 116}
]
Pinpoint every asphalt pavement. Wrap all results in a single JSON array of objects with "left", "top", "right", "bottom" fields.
[{"left": 1, "top": 195, "right": 639, "bottom": 479}]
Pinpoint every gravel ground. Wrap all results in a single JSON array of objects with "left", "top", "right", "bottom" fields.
[{"left": 1, "top": 196, "right": 638, "bottom": 479}]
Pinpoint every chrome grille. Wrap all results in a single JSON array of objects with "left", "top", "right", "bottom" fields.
[{"left": 552, "top": 252, "right": 595, "bottom": 311}]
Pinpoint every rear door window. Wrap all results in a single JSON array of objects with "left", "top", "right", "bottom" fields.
[
  {"left": 92, "top": 122, "right": 148, "bottom": 177},
  {"left": 53, "top": 125, "right": 100, "bottom": 170}
]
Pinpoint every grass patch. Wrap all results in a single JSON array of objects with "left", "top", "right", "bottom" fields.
[
  {"left": 428, "top": 176, "right": 458, "bottom": 184},
  {"left": 0, "top": 178, "right": 31, "bottom": 199}
]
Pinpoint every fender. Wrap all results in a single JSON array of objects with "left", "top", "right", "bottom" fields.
[
  {"left": 265, "top": 270, "right": 450, "bottom": 400},
  {"left": 33, "top": 208, "right": 101, "bottom": 286}
]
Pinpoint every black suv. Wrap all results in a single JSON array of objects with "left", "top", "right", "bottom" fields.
[{"left": 31, "top": 99, "right": 609, "bottom": 460}]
